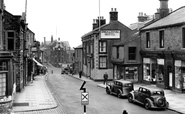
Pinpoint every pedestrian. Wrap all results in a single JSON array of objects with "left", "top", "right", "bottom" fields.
[
  {"left": 79, "top": 71, "right": 82, "bottom": 78},
  {"left": 122, "top": 110, "right": 128, "bottom": 114},
  {"left": 103, "top": 72, "right": 108, "bottom": 85}
]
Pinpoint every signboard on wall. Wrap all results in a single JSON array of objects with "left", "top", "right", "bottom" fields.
[{"left": 100, "top": 30, "right": 120, "bottom": 39}]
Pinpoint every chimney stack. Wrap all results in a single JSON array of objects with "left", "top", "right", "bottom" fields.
[
  {"left": 44, "top": 37, "right": 46, "bottom": 46},
  {"left": 155, "top": 0, "right": 169, "bottom": 19},
  {"left": 92, "top": 16, "right": 106, "bottom": 30},
  {"left": 109, "top": 8, "right": 118, "bottom": 22},
  {"left": 138, "top": 12, "right": 148, "bottom": 22}
]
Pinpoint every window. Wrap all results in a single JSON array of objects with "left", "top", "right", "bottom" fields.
[
  {"left": 117, "top": 47, "right": 119, "bottom": 59},
  {"left": 159, "top": 30, "right": 164, "bottom": 48},
  {"left": 99, "top": 41, "right": 106, "bottom": 53},
  {"left": 182, "top": 28, "right": 185, "bottom": 48},
  {"left": 99, "top": 56, "right": 107, "bottom": 68},
  {"left": 7, "top": 31, "right": 15, "bottom": 50},
  {"left": 146, "top": 32, "right": 150, "bottom": 48},
  {"left": 128, "top": 47, "right": 136, "bottom": 60},
  {"left": 0, "top": 73, "right": 6, "bottom": 97}
]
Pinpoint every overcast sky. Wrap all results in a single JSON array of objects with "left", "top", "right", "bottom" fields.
[{"left": 4, "top": 0, "right": 185, "bottom": 48}]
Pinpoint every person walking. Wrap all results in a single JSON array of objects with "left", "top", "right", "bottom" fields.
[
  {"left": 103, "top": 72, "right": 108, "bottom": 85},
  {"left": 122, "top": 110, "right": 128, "bottom": 114},
  {"left": 79, "top": 71, "right": 82, "bottom": 78}
]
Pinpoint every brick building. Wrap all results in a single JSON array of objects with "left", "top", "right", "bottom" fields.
[{"left": 81, "top": 8, "right": 133, "bottom": 80}]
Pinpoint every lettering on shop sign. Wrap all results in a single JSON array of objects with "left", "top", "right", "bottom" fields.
[{"left": 101, "top": 30, "right": 120, "bottom": 39}]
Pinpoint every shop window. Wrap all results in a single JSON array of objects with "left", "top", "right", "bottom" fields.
[
  {"left": 125, "top": 67, "right": 138, "bottom": 81},
  {"left": 99, "top": 41, "right": 106, "bottom": 53},
  {"left": 159, "top": 30, "right": 164, "bottom": 48},
  {"left": 99, "top": 56, "right": 107, "bottom": 68},
  {"left": 146, "top": 32, "right": 150, "bottom": 48},
  {"left": 175, "top": 60, "right": 185, "bottom": 89},
  {"left": 143, "top": 58, "right": 157, "bottom": 83},
  {"left": 0, "top": 73, "right": 6, "bottom": 97},
  {"left": 128, "top": 47, "right": 136, "bottom": 60},
  {"left": 182, "top": 28, "right": 185, "bottom": 48},
  {"left": 156, "top": 59, "right": 164, "bottom": 85}
]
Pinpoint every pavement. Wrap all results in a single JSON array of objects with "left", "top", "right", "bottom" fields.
[
  {"left": 11, "top": 72, "right": 185, "bottom": 114},
  {"left": 12, "top": 73, "right": 57, "bottom": 113}
]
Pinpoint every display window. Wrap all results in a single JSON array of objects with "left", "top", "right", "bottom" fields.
[
  {"left": 125, "top": 67, "right": 138, "bottom": 81},
  {"left": 143, "top": 58, "right": 157, "bottom": 82},
  {"left": 175, "top": 60, "right": 185, "bottom": 89},
  {"left": 156, "top": 59, "right": 164, "bottom": 85}
]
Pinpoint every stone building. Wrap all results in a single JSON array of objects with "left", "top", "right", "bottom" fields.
[{"left": 140, "top": 0, "right": 185, "bottom": 92}]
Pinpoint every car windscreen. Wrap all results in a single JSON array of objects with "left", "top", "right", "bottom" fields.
[
  {"left": 124, "top": 83, "right": 132, "bottom": 87},
  {"left": 151, "top": 91, "right": 163, "bottom": 95}
]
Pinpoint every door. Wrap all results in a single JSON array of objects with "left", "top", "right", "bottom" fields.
[{"left": 168, "top": 66, "right": 173, "bottom": 88}]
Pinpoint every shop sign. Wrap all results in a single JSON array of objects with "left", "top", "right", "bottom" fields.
[{"left": 100, "top": 30, "right": 120, "bottom": 39}]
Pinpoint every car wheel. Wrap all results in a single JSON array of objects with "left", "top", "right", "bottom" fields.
[
  {"left": 117, "top": 91, "right": 121, "bottom": 98},
  {"left": 144, "top": 100, "right": 151, "bottom": 110},
  {"left": 128, "top": 94, "right": 133, "bottom": 103},
  {"left": 106, "top": 87, "right": 111, "bottom": 94}
]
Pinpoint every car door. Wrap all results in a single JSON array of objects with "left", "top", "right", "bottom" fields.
[
  {"left": 140, "top": 88, "right": 149, "bottom": 103},
  {"left": 112, "top": 81, "right": 117, "bottom": 93}
]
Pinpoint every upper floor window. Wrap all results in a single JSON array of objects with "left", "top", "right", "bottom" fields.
[
  {"left": 99, "top": 56, "right": 107, "bottom": 68},
  {"left": 146, "top": 32, "right": 150, "bottom": 48},
  {"left": 99, "top": 41, "right": 106, "bottom": 53},
  {"left": 128, "top": 47, "right": 136, "bottom": 60},
  {"left": 182, "top": 28, "right": 185, "bottom": 48},
  {"left": 7, "top": 31, "right": 15, "bottom": 50},
  {"left": 117, "top": 47, "right": 119, "bottom": 59},
  {"left": 159, "top": 30, "right": 164, "bottom": 48}
]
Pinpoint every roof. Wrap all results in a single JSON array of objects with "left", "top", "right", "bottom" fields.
[
  {"left": 141, "top": 6, "right": 185, "bottom": 31},
  {"left": 113, "top": 31, "right": 139, "bottom": 46},
  {"left": 74, "top": 44, "right": 83, "bottom": 49},
  {"left": 139, "top": 86, "right": 163, "bottom": 92},
  {"left": 81, "top": 21, "right": 130, "bottom": 38},
  {"left": 114, "top": 79, "right": 133, "bottom": 84}
]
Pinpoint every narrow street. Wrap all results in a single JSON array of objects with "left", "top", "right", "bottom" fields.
[{"left": 44, "top": 67, "right": 179, "bottom": 114}]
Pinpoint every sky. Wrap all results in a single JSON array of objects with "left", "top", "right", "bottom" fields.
[{"left": 4, "top": 0, "right": 185, "bottom": 48}]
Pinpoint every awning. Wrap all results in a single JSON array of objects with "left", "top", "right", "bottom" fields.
[{"left": 32, "top": 58, "right": 43, "bottom": 67}]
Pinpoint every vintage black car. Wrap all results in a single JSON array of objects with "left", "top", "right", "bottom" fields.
[
  {"left": 106, "top": 80, "right": 134, "bottom": 98},
  {"left": 127, "top": 86, "right": 169, "bottom": 110}
]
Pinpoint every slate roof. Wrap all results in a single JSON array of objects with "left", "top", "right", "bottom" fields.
[
  {"left": 141, "top": 6, "right": 185, "bottom": 31},
  {"left": 74, "top": 44, "right": 83, "bottom": 49},
  {"left": 81, "top": 21, "right": 130, "bottom": 38},
  {"left": 113, "top": 31, "right": 139, "bottom": 46}
]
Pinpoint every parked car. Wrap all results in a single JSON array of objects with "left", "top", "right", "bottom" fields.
[
  {"left": 127, "top": 86, "right": 169, "bottom": 110},
  {"left": 61, "top": 68, "right": 69, "bottom": 74},
  {"left": 106, "top": 79, "right": 134, "bottom": 98}
]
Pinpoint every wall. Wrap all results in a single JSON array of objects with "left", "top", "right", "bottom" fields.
[{"left": 141, "top": 26, "right": 182, "bottom": 51}]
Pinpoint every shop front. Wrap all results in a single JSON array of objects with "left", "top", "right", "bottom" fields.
[
  {"left": 141, "top": 51, "right": 166, "bottom": 88},
  {"left": 173, "top": 51, "right": 185, "bottom": 93},
  {"left": 113, "top": 64, "right": 139, "bottom": 82}
]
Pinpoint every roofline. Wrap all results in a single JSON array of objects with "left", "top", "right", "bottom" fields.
[
  {"left": 140, "top": 6, "right": 185, "bottom": 31},
  {"left": 81, "top": 23, "right": 110, "bottom": 38},
  {"left": 140, "top": 22, "right": 184, "bottom": 32}
]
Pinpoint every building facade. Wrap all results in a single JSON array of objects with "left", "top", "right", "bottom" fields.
[
  {"left": 140, "top": 0, "right": 185, "bottom": 92},
  {"left": 73, "top": 44, "right": 83, "bottom": 74},
  {"left": 81, "top": 8, "right": 133, "bottom": 80},
  {"left": 111, "top": 32, "right": 142, "bottom": 82}
]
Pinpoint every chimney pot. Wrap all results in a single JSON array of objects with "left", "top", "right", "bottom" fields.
[
  {"left": 111, "top": 8, "right": 113, "bottom": 11},
  {"left": 114, "top": 8, "right": 116, "bottom": 11}
]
